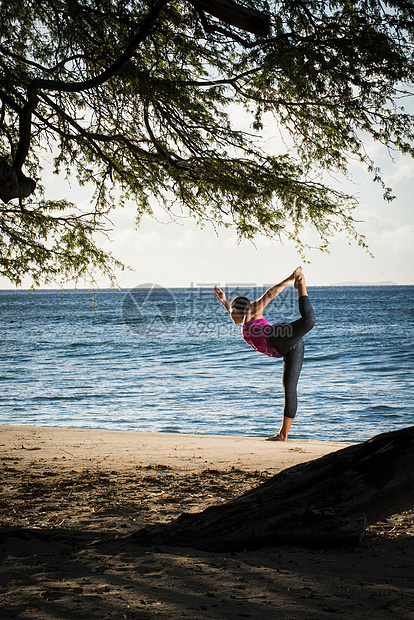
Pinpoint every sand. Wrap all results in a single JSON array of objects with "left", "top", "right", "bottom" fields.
[{"left": 1, "top": 425, "right": 413, "bottom": 619}]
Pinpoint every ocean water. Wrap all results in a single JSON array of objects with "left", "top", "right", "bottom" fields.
[{"left": 0, "top": 285, "right": 413, "bottom": 443}]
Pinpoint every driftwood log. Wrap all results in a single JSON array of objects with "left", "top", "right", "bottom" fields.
[{"left": 129, "top": 426, "right": 414, "bottom": 550}]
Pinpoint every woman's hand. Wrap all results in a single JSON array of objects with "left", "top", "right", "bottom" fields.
[
  {"left": 213, "top": 286, "right": 226, "bottom": 303},
  {"left": 213, "top": 286, "right": 230, "bottom": 312}
]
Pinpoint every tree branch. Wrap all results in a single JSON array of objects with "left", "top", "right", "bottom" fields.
[
  {"left": 176, "top": 68, "right": 258, "bottom": 87},
  {"left": 0, "top": 0, "right": 173, "bottom": 203},
  {"left": 190, "top": 0, "right": 270, "bottom": 36},
  {"left": 143, "top": 103, "right": 180, "bottom": 166},
  {"left": 1, "top": 0, "right": 271, "bottom": 204},
  {"left": 0, "top": 89, "right": 23, "bottom": 115},
  {"left": 0, "top": 44, "right": 54, "bottom": 75},
  {"left": 27, "top": 0, "right": 171, "bottom": 96}
]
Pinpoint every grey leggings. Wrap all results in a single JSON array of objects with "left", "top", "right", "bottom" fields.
[{"left": 269, "top": 295, "right": 315, "bottom": 419}]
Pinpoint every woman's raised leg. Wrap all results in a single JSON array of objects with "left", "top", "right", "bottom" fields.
[{"left": 269, "top": 268, "right": 315, "bottom": 355}]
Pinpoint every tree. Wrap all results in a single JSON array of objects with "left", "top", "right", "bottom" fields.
[{"left": 0, "top": 0, "right": 413, "bottom": 285}]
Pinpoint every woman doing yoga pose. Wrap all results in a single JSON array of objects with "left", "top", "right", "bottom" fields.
[{"left": 214, "top": 267, "right": 315, "bottom": 441}]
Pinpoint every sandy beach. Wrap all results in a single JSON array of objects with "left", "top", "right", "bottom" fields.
[{"left": 1, "top": 425, "right": 413, "bottom": 619}]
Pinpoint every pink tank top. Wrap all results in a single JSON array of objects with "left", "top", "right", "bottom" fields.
[{"left": 241, "top": 318, "right": 282, "bottom": 358}]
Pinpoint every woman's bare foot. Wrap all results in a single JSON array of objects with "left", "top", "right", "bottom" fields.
[
  {"left": 294, "top": 266, "right": 303, "bottom": 289},
  {"left": 266, "top": 433, "right": 288, "bottom": 442},
  {"left": 294, "top": 267, "right": 308, "bottom": 296},
  {"left": 266, "top": 417, "right": 293, "bottom": 441}
]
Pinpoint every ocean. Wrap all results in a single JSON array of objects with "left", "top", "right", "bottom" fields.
[{"left": 0, "top": 285, "right": 413, "bottom": 443}]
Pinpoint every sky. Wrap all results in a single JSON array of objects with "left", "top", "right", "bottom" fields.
[
  {"left": 1, "top": 109, "right": 413, "bottom": 290},
  {"left": 97, "top": 140, "right": 414, "bottom": 289}
]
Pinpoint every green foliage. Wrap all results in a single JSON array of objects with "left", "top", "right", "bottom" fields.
[
  {"left": 0, "top": 199, "right": 124, "bottom": 286},
  {"left": 0, "top": 0, "right": 413, "bottom": 284}
]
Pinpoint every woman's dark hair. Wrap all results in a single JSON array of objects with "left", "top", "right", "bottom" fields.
[{"left": 229, "top": 296, "right": 250, "bottom": 312}]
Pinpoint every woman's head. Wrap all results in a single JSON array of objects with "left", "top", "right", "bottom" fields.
[{"left": 229, "top": 296, "right": 250, "bottom": 324}]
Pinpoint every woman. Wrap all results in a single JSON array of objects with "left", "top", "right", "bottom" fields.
[{"left": 213, "top": 267, "right": 315, "bottom": 440}]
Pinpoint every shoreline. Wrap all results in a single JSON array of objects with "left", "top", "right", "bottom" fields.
[{"left": 0, "top": 425, "right": 352, "bottom": 474}]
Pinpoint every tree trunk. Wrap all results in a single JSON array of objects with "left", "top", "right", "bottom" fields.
[
  {"left": 0, "top": 159, "right": 36, "bottom": 203},
  {"left": 129, "top": 426, "right": 414, "bottom": 551}
]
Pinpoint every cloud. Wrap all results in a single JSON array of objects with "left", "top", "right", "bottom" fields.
[
  {"left": 370, "top": 224, "right": 414, "bottom": 253},
  {"left": 385, "top": 153, "right": 414, "bottom": 184}
]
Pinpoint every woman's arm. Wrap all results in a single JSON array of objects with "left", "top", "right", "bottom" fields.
[
  {"left": 213, "top": 286, "right": 231, "bottom": 313},
  {"left": 245, "top": 271, "right": 296, "bottom": 321}
]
